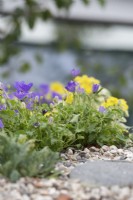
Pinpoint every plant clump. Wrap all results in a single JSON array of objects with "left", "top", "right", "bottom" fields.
[{"left": 0, "top": 69, "right": 132, "bottom": 180}]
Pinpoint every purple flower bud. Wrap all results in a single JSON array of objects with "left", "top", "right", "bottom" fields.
[
  {"left": 0, "top": 119, "right": 4, "bottom": 129},
  {"left": 71, "top": 69, "right": 80, "bottom": 77},
  {"left": 99, "top": 106, "right": 106, "bottom": 113},
  {"left": 92, "top": 84, "right": 100, "bottom": 93},
  {"left": 65, "top": 81, "right": 77, "bottom": 92}
]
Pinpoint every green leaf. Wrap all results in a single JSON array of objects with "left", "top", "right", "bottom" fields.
[
  {"left": 70, "top": 114, "right": 80, "bottom": 123},
  {"left": 41, "top": 10, "right": 52, "bottom": 20},
  {"left": 19, "top": 63, "right": 31, "bottom": 73},
  {"left": 54, "top": 0, "right": 73, "bottom": 9},
  {"left": 98, "top": 0, "right": 105, "bottom": 6},
  {"left": 82, "top": 0, "right": 90, "bottom": 4}
]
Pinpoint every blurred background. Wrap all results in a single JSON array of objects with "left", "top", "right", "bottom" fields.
[{"left": 0, "top": 0, "right": 133, "bottom": 125}]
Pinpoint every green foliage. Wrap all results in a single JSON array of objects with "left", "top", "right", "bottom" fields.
[
  {"left": 0, "top": 90, "right": 130, "bottom": 152},
  {"left": 39, "top": 93, "right": 129, "bottom": 150},
  {"left": 98, "top": 0, "right": 105, "bottom": 6},
  {"left": 54, "top": 0, "right": 73, "bottom": 9},
  {"left": 0, "top": 134, "right": 59, "bottom": 182}
]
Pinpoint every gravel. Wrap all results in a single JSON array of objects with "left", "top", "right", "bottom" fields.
[{"left": 1, "top": 145, "right": 133, "bottom": 200}]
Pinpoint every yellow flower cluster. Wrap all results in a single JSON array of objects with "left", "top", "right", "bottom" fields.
[
  {"left": 74, "top": 75, "right": 100, "bottom": 93},
  {"left": 102, "top": 97, "right": 118, "bottom": 108},
  {"left": 50, "top": 82, "right": 66, "bottom": 95},
  {"left": 102, "top": 96, "right": 128, "bottom": 112},
  {"left": 119, "top": 99, "right": 129, "bottom": 112}
]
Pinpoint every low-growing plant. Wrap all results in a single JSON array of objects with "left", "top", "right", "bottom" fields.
[
  {"left": 0, "top": 134, "right": 59, "bottom": 182},
  {"left": 0, "top": 69, "right": 132, "bottom": 152}
]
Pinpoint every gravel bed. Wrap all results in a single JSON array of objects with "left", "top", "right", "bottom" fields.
[{"left": 1, "top": 145, "right": 133, "bottom": 200}]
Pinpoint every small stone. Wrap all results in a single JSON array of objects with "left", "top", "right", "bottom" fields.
[
  {"left": 101, "top": 145, "right": 110, "bottom": 152},
  {"left": 67, "top": 149, "right": 73, "bottom": 155},
  {"left": 110, "top": 145, "right": 118, "bottom": 151},
  {"left": 32, "top": 195, "right": 52, "bottom": 200},
  {"left": 79, "top": 151, "right": 86, "bottom": 157},
  {"left": 56, "top": 194, "right": 72, "bottom": 200},
  {"left": 60, "top": 154, "right": 68, "bottom": 160},
  {"left": 22, "top": 195, "right": 30, "bottom": 200},
  {"left": 100, "top": 186, "right": 111, "bottom": 197},
  {"left": 27, "top": 183, "right": 34, "bottom": 193},
  {"left": 40, "top": 190, "right": 49, "bottom": 196},
  {"left": 111, "top": 185, "right": 120, "bottom": 194},
  {"left": 0, "top": 179, "right": 6, "bottom": 187},
  {"left": 90, "top": 188, "right": 100, "bottom": 200},
  {"left": 10, "top": 189, "right": 22, "bottom": 199},
  {"left": 84, "top": 148, "right": 90, "bottom": 153},
  {"left": 64, "top": 161, "right": 72, "bottom": 167},
  {"left": 89, "top": 146, "right": 100, "bottom": 152},
  {"left": 103, "top": 151, "right": 112, "bottom": 157},
  {"left": 117, "top": 149, "right": 124, "bottom": 154},
  {"left": 118, "top": 187, "right": 130, "bottom": 200},
  {"left": 60, "top": 190, "right": 68, "bottom": 195},
  {"left": 76, "top": 155, "right": 81, "bottom": 160},
  {"left": 113, "top": 156, "right": 121, "bottom": 160},
  {"left": 85, "top": 153, "right": 91, "bottom": 159},
  {"left": 33, "top": 180, "right": 45, "bottom": 188},
  {"left": 125, "top": 152, "right": 133, "bottom": 159},
  {"left": 110, "top": 149, "right": 118, "bottom": 155},
  {"left": 128, "top": 147, "right": 133, "bottom": 152},
  {"left": 119, "top": 155, "right": 126, "bottom": 160},
  {"left": 48, "top": 187, "right": 58, "bottom": 195}
]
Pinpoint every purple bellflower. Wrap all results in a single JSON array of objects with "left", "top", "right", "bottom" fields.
[
  {"left": 13, "top": 81, "right": 33, "bottom": 100},
  {"left": 92, "top": 84, "right": 100, "bottom": 93},
  {"left": 71, "top": 68, "right": 80, "bottom": 77},
  {"left": 14, "top": 81, "right": 33, "bottom": 93},
  {"left": 65, "top": 81, "right": 77, "bottom": 92}
]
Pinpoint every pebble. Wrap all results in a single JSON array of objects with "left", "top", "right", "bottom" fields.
[
  {"left": 85, "top": 153, "right": 91, "bottom": 159},
  {"left": 89, "top": 146, "right": 100, "bottom": 152},
  {"left": 100, "top": 186, "right": 112, "bottom": 197},
  {"left": 67, "top": 149, "right": 73, "bottom": 155},
  {"left": 0, "top": 145, "right": 133, "bottom": 200},
  {"left": 101, "top": 145, "right": 110, "bottom": 152},
  {"left": 110, "top": 145, "right": 118, "bottom": 151}
]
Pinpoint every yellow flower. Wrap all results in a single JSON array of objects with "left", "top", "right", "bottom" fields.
[
  {"left": 119, "top": 99, "right": 128, "bottom": 111},
  {"left": 65, "top": 92, "right": 73, "bottom": 104},
  {"left": 102, "top": 97, "right": 129, "bottom": 112},
  {"left": 102, "top": 97, "right": 119, "bottom": 108},
  {"left": 74, "top": 75, "right": 100, "bottom": 93},
  {"left": 44, "top": 111, "right": 51, "bottom": 117},
  {"left": 50, "top": 82, "right": 66, "bottom": 95}
]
